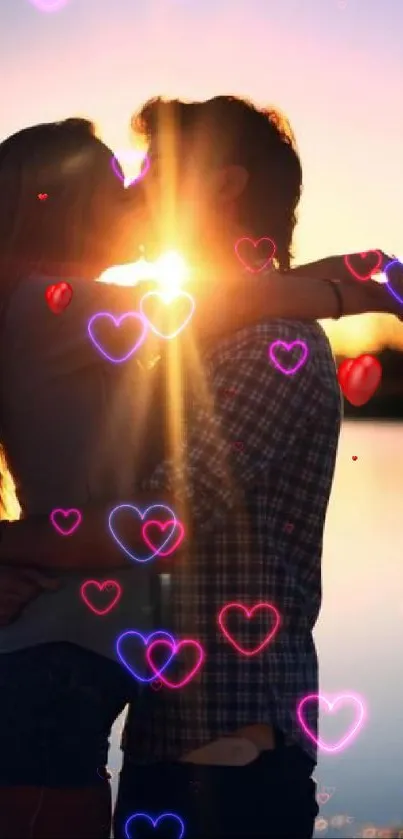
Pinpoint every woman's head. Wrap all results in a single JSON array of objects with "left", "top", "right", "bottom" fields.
[{"left": 0, "top": 117, "right": 141, "bottom": 276}]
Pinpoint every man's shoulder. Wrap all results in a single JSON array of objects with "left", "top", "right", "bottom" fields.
[{"left": 205, "top": 319, "right": 332, "bottom": 364}]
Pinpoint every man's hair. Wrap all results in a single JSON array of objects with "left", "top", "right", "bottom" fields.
[{"left": 132, "top": 95, "right": 303, "bottom": 271}]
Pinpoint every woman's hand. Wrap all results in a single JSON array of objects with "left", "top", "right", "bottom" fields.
[{"left": 0, "top": 567, "right": 60, "bottom": 626}]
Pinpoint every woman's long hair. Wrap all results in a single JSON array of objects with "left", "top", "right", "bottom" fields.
[{"left": 0, "top": 118, "right": 142, "bottom": 519}]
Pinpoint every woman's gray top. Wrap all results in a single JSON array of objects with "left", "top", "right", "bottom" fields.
[{"left": 0, "top": 274, "right": 158, "bottom": 659}]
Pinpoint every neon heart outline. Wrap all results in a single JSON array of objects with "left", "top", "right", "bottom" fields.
[
  {"left": 124, "top": 812, "right": 185, "bottom": 839},
  {"left": 297, "top": 693, "right": 366, "bottom": 753},
  {"left": 268, "top": 340, "right": 308, "bottom": 376},
  {"left": 116, "top": 630, "right": 176, "bottom": 683},
  {"left": 234, "top": 237, "right": 276, "bottom": 273},
  {"left": 384, "top": 258, "right": 403, "bottom": 307},
  {"left": 218, "top": 602, "right": 281, "bottom": 656},
  {"left": 80, "top": 580, "right": 122, "bottom": 616},
  {"left": 146, "top": 638, "right": 205, "bottom": 689},
  {"left": 111, "top": 151, "right": 150, "bottom": 187},
  {"left": 343, "top": 251, "right": 382, "bottom": 282},
  {"left": 50, "top": 508, "right": 82, "bottom": 536},
  {"left": 139, "top": 291, "right": 195, "bottom": 339},
  {"left": 87, "top": 312, "right": 148, "bottom": 363},
  {"left": 108, "top": 504, "right": 177, "bottom": 563},
  {"left": 141, "top": 519, "right": 185, "bottom": 558}
]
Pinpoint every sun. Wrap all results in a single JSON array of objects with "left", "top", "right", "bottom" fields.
[{"left": 98, "top": 250, "right": 190, "bottom": 298}]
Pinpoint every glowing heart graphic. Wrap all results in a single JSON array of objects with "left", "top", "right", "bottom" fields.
[
  {"left": 116, "top": 631, "right": 176, "bottom": 683},
  {"left": 140, "top": 291, "right": 195, "bottom": 339},
  {"left": 37, "top": 193, "right": 48, "bottom": 200},
  {"left": 142, "top": 520, "right": 185, "bottom": 558},
  {"left": 80, "top": 580, "right": 122, "bottom": 616},
  {"left": 108, "top": 504, "right": 178, "bottom": 563},
  {"left": 337, "top": 354, "right": 382, "bottom": 406},
  {"left": 50, "top": 508, "right": 82, "bottom": 536},
  {"left": 218, "top": 602, "right": 281, "bottom": 656},
  {"left": 87, "top": 312, "right": 148, "bottom": 363},
  {"left": 146, "top": 638, "right": 205, "bottom": 689},
  {"left": 297, "top": 693, "right": 366, "bottom": 753},
  {"left": 344, "top": 251, "right": 382, "bottom": 282},
  {"left": 110, "top": 150, "right": 150, "bottom": 187},
  {"left": 124, "top": 812, "right": 185, "bottom": 839},
  {"left": 268, "top": 340, "right": 308, "bottom": 375},
  {"left": 234, "top": 237, "right": 276, "bottom": 273},
  {"left": 384, "top": 258, "right": 403, "bottom": 307},
  {"left": 316, "top": 786, "right": 336, "bottom": 806},
  {"left": 29, "top": 0, "right": 69, "bottom": 10},
  {"left": 45, "top": 282, "right": 73, "bottom": 314}
]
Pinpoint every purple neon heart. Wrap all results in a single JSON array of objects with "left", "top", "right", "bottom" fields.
[
  {"left": 384, "top": 259, "right": 403, "bottom": 307},
  {"left": 125, "top": 812, "right": 185, "bottom": 839},
  {"left": 108, "top": 504, "right": 177, "bottom": 563},
  {"left": 116, "top": 631, "right": 176, "bottom": 683},
  {"left": 268, "top": 340, "right": 308, "bottom": 375},
  {"left": 87, "top": 312, "right": 148, "bottom": 363}
]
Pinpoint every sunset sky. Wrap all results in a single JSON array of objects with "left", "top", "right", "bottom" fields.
[{"left": 2, "top": 0, "right": 403, "bottom": 354}]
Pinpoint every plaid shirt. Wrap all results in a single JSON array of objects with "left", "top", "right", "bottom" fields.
[{"left": 122, "top": 316, "right": 342, "bottom": 764}]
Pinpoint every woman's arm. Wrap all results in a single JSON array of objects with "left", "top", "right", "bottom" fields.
[
  {"left": 193, "top": 252, "right": 402, "bottom": 342},
  {"left": 0, "top": 494, "right": 172, "bottom": 570}
]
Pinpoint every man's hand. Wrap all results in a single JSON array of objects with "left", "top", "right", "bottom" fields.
[{"left": 0, "top": 567, "right": 60, "bottom": 626}]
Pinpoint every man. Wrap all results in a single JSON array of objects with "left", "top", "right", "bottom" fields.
[
  {"left": 0, "top": 97, "right": 401, "bottom": 839},
  {"left": 111, "top": 95, "right": 340, "bottom": 838}
]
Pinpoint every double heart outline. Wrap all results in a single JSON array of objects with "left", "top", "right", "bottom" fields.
[
  {"left": 108, "top": 503, "right": 181, "bottom": 563},
  {"left": 116, "top": 630, "right": 177, "bottom": 684}
]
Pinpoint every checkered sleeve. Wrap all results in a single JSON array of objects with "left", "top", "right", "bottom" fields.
[{"left": 146, "top": 325, "right": 320, "bottom": 533}]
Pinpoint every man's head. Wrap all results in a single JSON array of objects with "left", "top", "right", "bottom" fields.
[{"left": 132, "top": 95, "right": 303, "bottom": 271}]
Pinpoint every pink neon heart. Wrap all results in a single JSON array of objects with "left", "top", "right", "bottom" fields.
[
  {"left": 297, "top": 693, "right": 365, "bottom": 753},
  {"left": 268, "top": 340, "right": 308, "bottom": 375},
  {"left": 141, "top": 520, "right": 185, "bottom": 558},
  {"left": 317, "top": 792, "right": 330, "bottom": 806},
  {"left": 146, "top": 639, "right": 205, "bottom": 689},
  {"left": 218, "top": 602, "right": 281, "bottom": 656},
  {"left": 234, "top": 237, "right": 276, "bottom": 273},
  {"left": 50, "top": 508, "right": 82, "bottom": 536},
  {"left": 344, "top": 251, "right": 382, "bottom": 282},
  {"left": 80, "top": 580, "right": 122, "bottom": 616},
  {"left": 139, "top": 291, "right": 195, "bottom": 339},
  {"left": 110, "top": 150, "right": 150, "bottom": 187}
]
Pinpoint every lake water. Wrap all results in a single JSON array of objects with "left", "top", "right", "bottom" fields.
[{"left": 107, "top": 421, "right": 403, "bottom": 838}]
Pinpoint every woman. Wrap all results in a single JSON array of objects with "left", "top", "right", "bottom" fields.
[{"left": 0, "top": 117, "right": 400, "bottom": 839}]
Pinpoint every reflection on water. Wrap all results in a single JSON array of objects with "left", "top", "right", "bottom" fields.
[{"left": 108, "top": 421, "right": 403, "bottom": 835}]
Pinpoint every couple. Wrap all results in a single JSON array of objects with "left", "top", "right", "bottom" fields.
[{"left": 0, "top": 96, "right": 400, "bottom": 839}]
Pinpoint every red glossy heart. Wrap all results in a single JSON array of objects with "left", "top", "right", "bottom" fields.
[
  {"left": 337, "top": 354, "right": 382, "bottom": 406},
  {"left": 45, "top": 282, "right": 73, "bottom": 314}
]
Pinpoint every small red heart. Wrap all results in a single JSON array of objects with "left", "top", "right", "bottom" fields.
[
  {"left": 352, "top": 456, "right": 358, "bottom": 461},
  {"left": 337, "top": 354, "right": 382, "bottom": 407},
  {"left": 37, "top": 193, "right": 48, "bottom": 201},
  {"left": 45, "top": 282, "right": 73, "bottom": 314}
]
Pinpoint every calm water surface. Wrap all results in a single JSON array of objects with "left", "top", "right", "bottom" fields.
[{"left": 108, "top": 421, "right": 403, "bottom": 837}]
